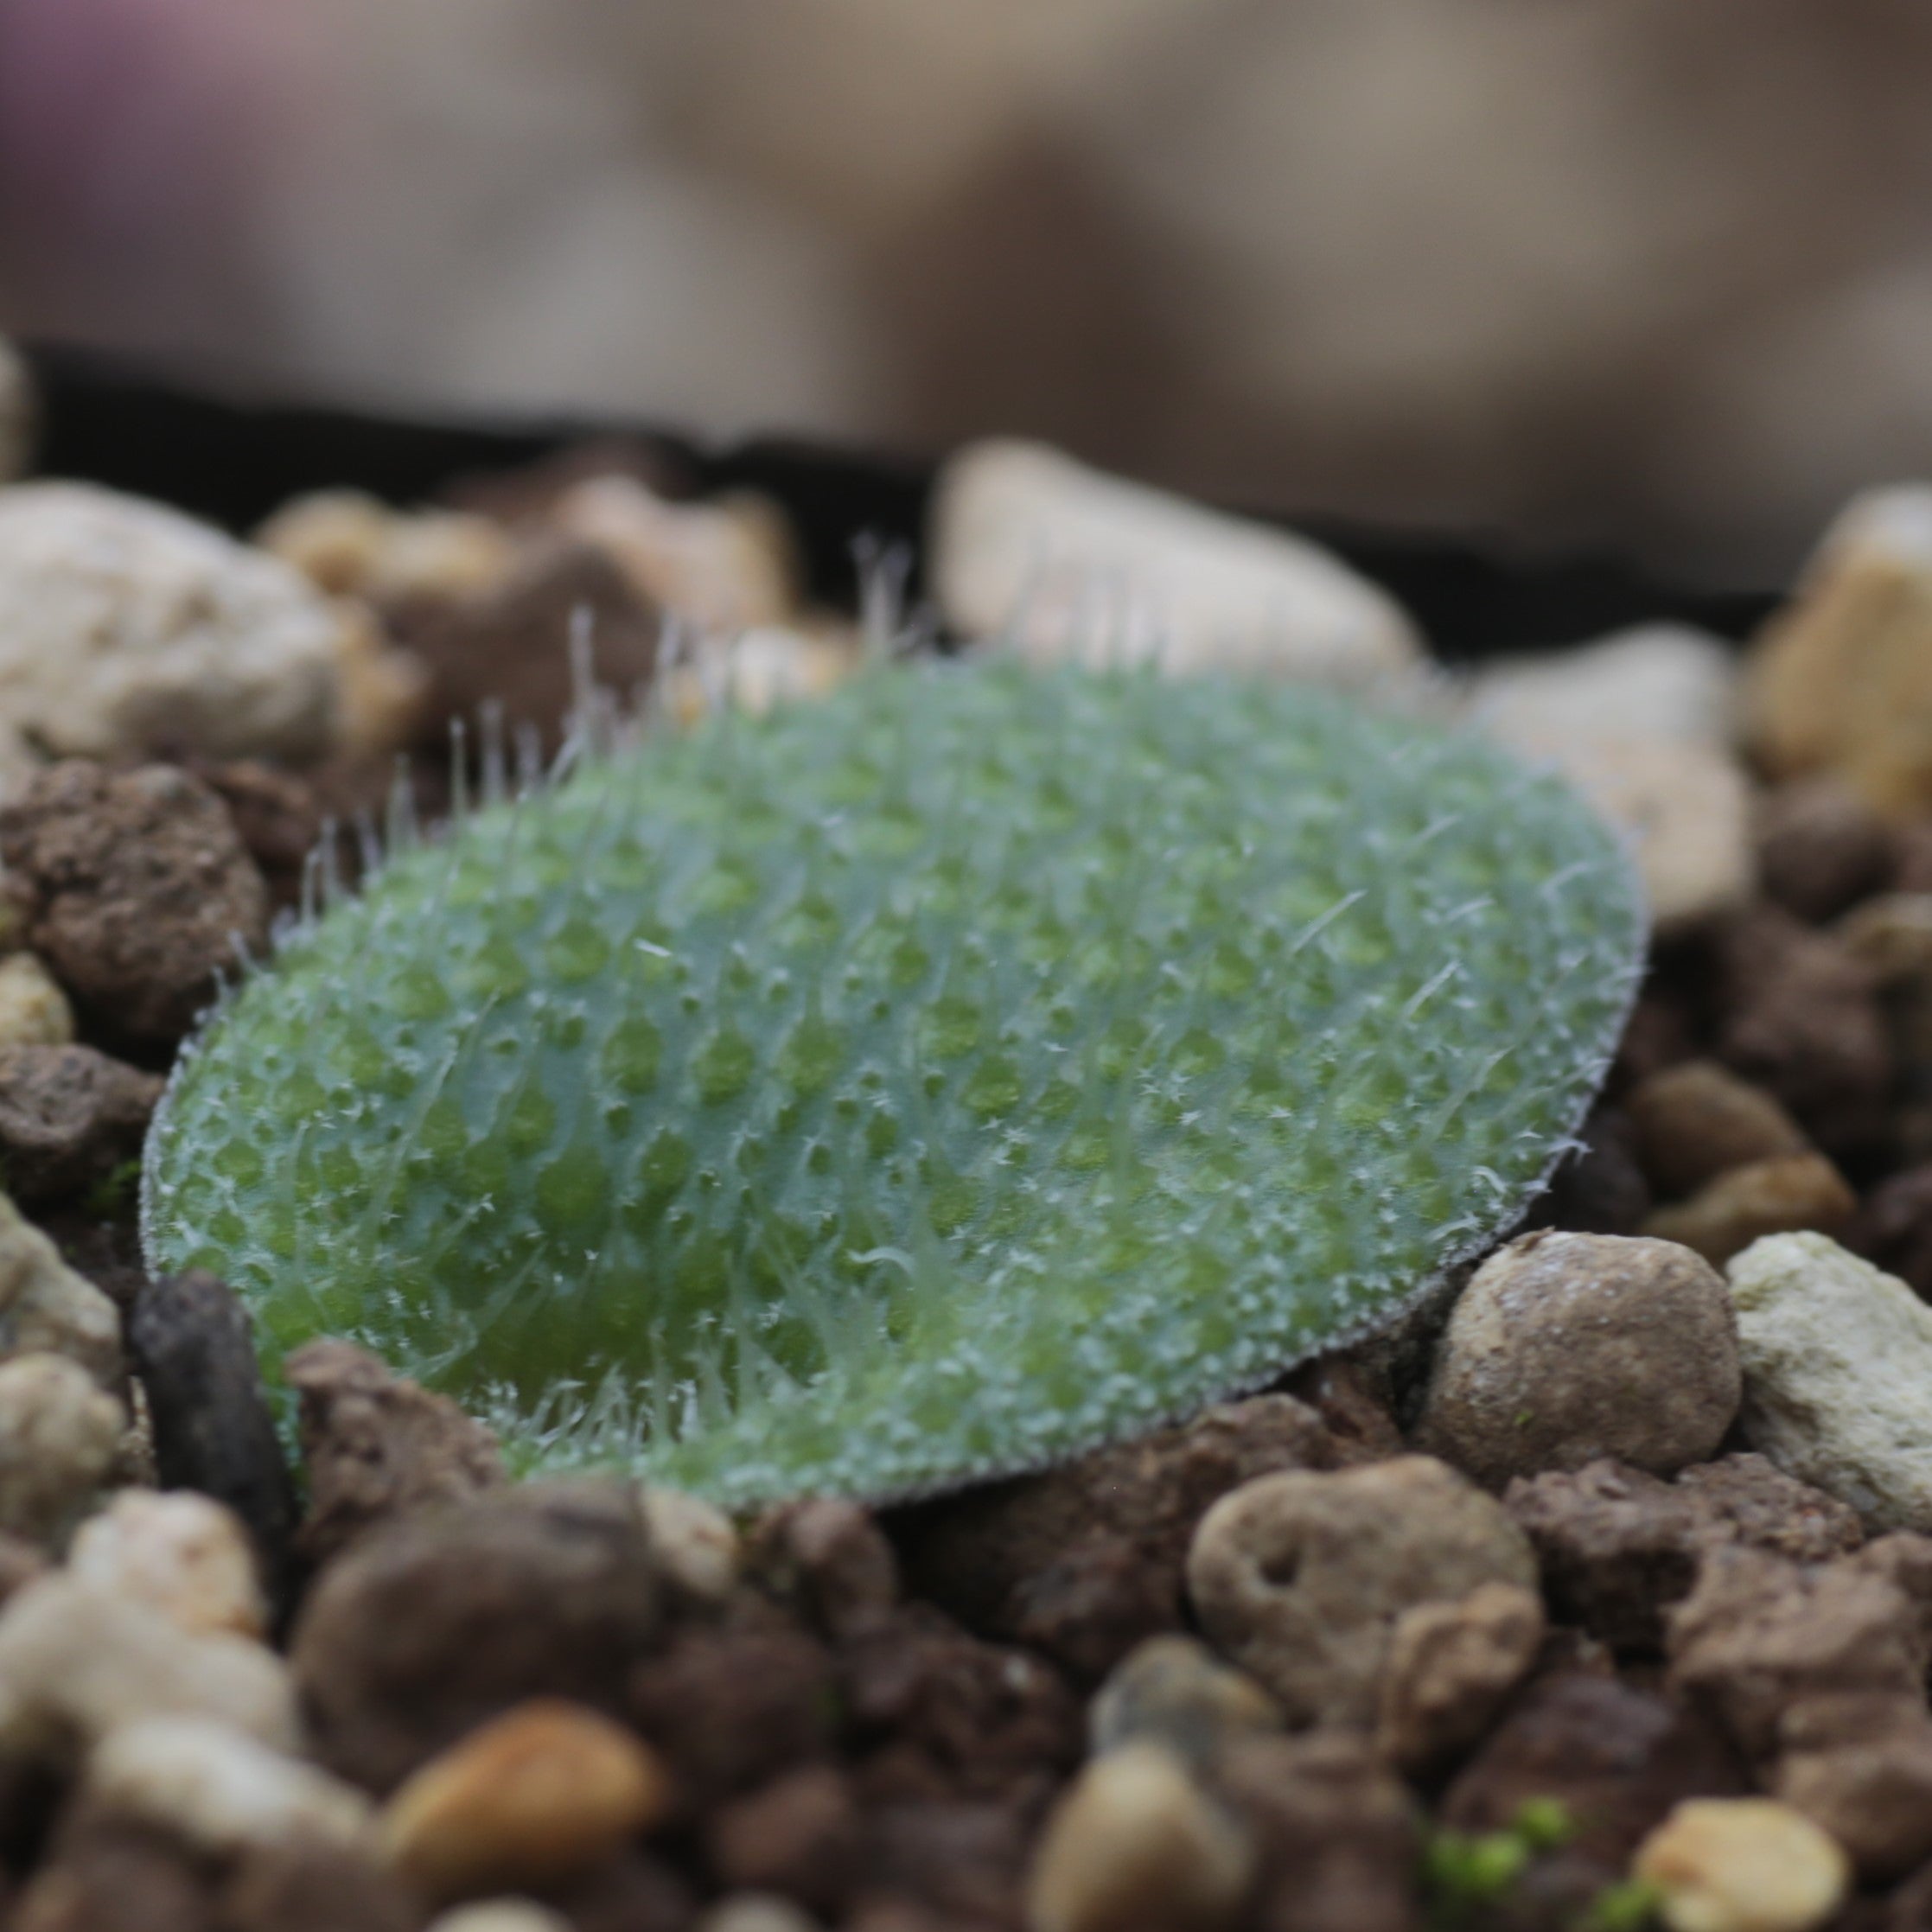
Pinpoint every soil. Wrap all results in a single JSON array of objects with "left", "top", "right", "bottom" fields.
[{"left": 0, "top": 424, "right": 1916, "bottom": 1932}]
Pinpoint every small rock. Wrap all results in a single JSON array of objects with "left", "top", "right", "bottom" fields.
[
  {"left": 257, "top": 491, "right": 517, "bottom": 605},
  {"left": 285, "top": 1339, "right": 504, "bottom": 1566},
  {"left": 1625, "top": 1062, "right": 1811, "bottom": 1201},
  {"left": 1634, "top": 1798, "right": 1849, "bottom": 1932},
  {"left": 933, "top": 439, "right": 1423, "bottom": 688},
  {"left": 1374, "top": 1582, "right": 1545, "bottom": 1773},
  {"left": 749, "top": 1499, "right": 899, "bottom": 1642},
  {"left": 1025, "top": 1741, "right": 1253, "bottom": 1932},
  {"left": 1467, "top": 625, "right": 1738, "bottom": 754},
  {"left": 0, "top": 953, "right": 72, "bottom": 1050},
  {"left": 0, "top": 1192, "right": 122, "bottom": 1385},
  {"left": 195, "top": 760, "right": 324, "bottom": 915},
  {"left": 12, "top": 1815, "right": 215, "bottom": 1932},
  {"left": 1642, "top": 1155, "right": 1856, "bottom": 1268},
  {"left": 0, "top": 1353, "right": 123, "bottom": 1543},
  {"left": 0, "top": 339, "right": 30, "bottom": 482},
  {"left": 1414, "top": 1232, "right": 1740, "bottom": 1489},
  {"left": 705, "top": 1765, "right": 862, "bottom": 1916},
  {"left": 1773, "top": 1693, "right": 1932, "bottom": 1882},
  {"left": 639, "top": 1485, "right": 741, "bottom": 1611},
  {"left": 0, "top": 1045, "right": 163, "bottom": 1208},
  {"left": 1215, "top": 1730, "right": 1419, "bottom": 1932},
  {"left": 1713, "top": 908, "right": 1891, "bottom": 1157},
  {"left": 1757, "top": 780, "right": 1897, "bottom": 923},
  {"left": 1840, "top": 892, "right": 1932, "bottom": 985},
  {"left": 330, "top": 604, "right": 433, "bottom": 761},
  {"left": 1746, "top": 486, "right": 1932, "bottom": 818},
  {"left": 1088, "top": 1635, "right": 1281, "bottom": 1769},
  {"left": 1186, "top": 1456, "right": 1536, "bottom": 1727},
  {"left": 1507, "top": 1457, "right": 1863, "bottom": 1655},
  {"left": 1442, "top": 1673, "right": 1746, "bottom": 1870},
  {"left": 380, "top": 1698, "right": 670, "bottom": 1902},
  {"left": 1728, "top": 1232, "right": 1932, "bottom": 1532},
  {"left": 627, "top": 1621, "right": 838, "bottom": 1814},
  {"left": 67, "top": 1489, "right": 268, "bottom": 1640},
  {"left": 1675, "top": 1457, "right": 1870, "bottom": 1565},
  {"left": 1511, "top": 734, "right": 1755, "bottom": 933},
  {"left": 693, "top": 1897, "right": 819, "bottom": 1932},
  {"left": 0, "top": 482, "right": 350, "bottom": 789},
  {"left": 899, "top": 1393, "right": 1350, "bottom": 1682},
  {"left": 405, "top": 540, "right": 660, "bottom": 757},
  {"left": 428, "top": 1905, "right": 576, "bottom": 1932},
  {"left": 1667, "top": 1546, "right": 1925, "bottom": 1764},
  {"left": 86, "top": 1715, "right": 372, "bottom": 1855},
  {"left": 861, "top": 1801, "right": 1031, "bottom": 1928},
  {"left": 838, "top": 1604, "right": 1081, "bottom": 1806},
  {"left": 553, "top": 475, "right": 799, "bottom": 634},
  {"left": 293, "top": 1479, "right": 663, "bottom": 1793},
  {"left": 220, "top": 1836, "right": 423, "bottom": 1932},
  {"left": 0, "top": 1575, "right": 297, "bottom": 1763},
  {"left": 1850, "top": 1164, "right": 1932, "bottom": 1298},
  {"left": 1851, "top": 1532, "right": 1932, "bottom": 1654},
  {"left": 125, "top": 1272, "right": 299, "bottom": 1603},
  {"left": 0, "top": 760, "right": 270, "bottom": 1047}
]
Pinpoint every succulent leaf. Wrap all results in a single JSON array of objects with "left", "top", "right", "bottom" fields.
[{"left": 142, "top": 660, "right": 1642, "bottom": 1505}]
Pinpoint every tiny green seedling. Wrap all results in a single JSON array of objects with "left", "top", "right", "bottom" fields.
[{"left": 143, "top": 660, "right": 1642, "bottom": 1504}]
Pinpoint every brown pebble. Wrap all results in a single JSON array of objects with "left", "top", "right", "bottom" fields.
[
  {"left": 0, "top": 761, "right": 269, "bottom": 1049},
  {"left": 285, "top": 1339, "right": 503, "bottom": 1566},
  {"left": 380, "top": 1698, "right": 670, "bottom": 1901},
  {"left": 705, "top": 1765, "right": 862, "bottom": 1916},
  {"left": 1625, "top": 1060, "right": 1810, "bottom": 1200},
  {"left": 293, "top": 1479, "right": 663, "bottom": 1795},
  {"left": 1757, "top": 779, "right": 1897, "bottom": 924},
  {"left": 0, "top": 1045, "right": 162, "bottom": 1207},
  {"left": 896, "top": 1393, "right": 1349, "bottom": 1683},
  {"left": 1641, "top": 1153, "right": 1855, "bottom": 1267}
]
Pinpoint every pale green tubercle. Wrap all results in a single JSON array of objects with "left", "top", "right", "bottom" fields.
[{"left": 141, "top": 658, "right": 1643, "bottom": 1506}]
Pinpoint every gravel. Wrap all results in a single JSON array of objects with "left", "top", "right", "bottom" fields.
[{"left": 4, "top": 436, "right": 1932, "bottom": 1929}]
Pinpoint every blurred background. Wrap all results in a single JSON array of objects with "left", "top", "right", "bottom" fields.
[{"left": 6, "top": 0, "right": 1932, "bottom": 582}]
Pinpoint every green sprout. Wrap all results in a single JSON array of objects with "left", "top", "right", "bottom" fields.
[{"left": 143, "top": 660, "right": 1641, "bottom": 1504}]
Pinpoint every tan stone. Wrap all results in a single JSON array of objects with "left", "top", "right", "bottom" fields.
[
  {"left": 1504, "top": 732, "right": 1752, "bottom": 933},
  {"left": 379, "top": 1698, "right": 671, "bottom": 1900},
  {"left": 1635, "top": 1798, "right": 1848, "bottom": 1932},
  {"left": 933, "top": 439, "right": 1424, "bottom": 687},
  {"left": 1626, "top": 1061, "right": 1809, "bottom": 1201},
  {"left": 555, "top": 475, "right": 799, "bottom": 633},
  {"left": 1643, "top": 1155, "right": 1856, "bottom": 1269},
  {"left": 1026, "top": 1741, "right": 1253, "bottom": 1932},
  {"left": 68, "top": 1491, "right": 267, "bottom": 1641},
  {"left": 0, "top": 955, "right": 72, "bottom": 1052},
  {"left": 1746, "top": 487, "right": 1932, "bottom": 818}
]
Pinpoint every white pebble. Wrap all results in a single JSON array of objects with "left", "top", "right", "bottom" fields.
[
  {"left": 69, "top": 1490, "right": 267, "bottom": 1640},
  {"left": 1636, "top": 1798, "right": 1848, "bottom": 1932},
  {"left": 0, "top": 1354, "right": 123, "bottom": 1545},
  {"left": 0, "top": 482, "right": 350, "bottom": 794},
  {"left": 86, "top": 1716, "right": 370, "bottom": 1855},
  {"left": 0, "top": 1194, "right": 122, "bottom": 1387},
  {"left": 933, "top": 439, "right": 1423, "bottom": 689},
  {"left": 0, "top": 1575, "right": 297, "bottom": 1764},
  {"left": 1727, "top": 1233, "right": 1932, "bottom": 1532}
]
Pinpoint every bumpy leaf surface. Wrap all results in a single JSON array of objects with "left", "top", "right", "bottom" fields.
[{"left": 143, "top": 661, "right": 1642, "bottom": 1504}]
